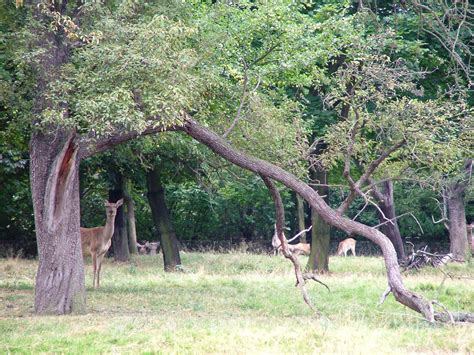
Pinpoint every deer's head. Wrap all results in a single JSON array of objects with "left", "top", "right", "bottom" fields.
[{"left": 104, "top": 199, "right": 123, "bottom": 218}]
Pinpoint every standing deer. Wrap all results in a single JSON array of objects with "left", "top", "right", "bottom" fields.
[
  {"left": 81, "top": 199, "right": 123, "bottom": 288},
  {"left": 336, "top": 238, "right": 357, "bottom": 257}
]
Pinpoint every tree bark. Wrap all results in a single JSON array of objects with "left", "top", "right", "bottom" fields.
[
  {"left": 146, "top": 166, "right": 181, "bottom": 271},
  {"left": 31, "top": 131, "right": 86, "bottom": 314},
  {"left": 296, "top": 194, "right": 307, "bottom": 243},
  {"left": 124, "top": 180, "right": 138, "bottom": 255},
  {"left": 29, "top": 2, "right": 87, "bottom": 314},
  {"left": 307, "top": 169, "right": 331, "bottom": 272},
  {"left": 180, "top": 118, "right": 440, "bottom": 321},
  {"left": 444, "top": 159, "right": 472, "bottom": 261},
  {"left": 373, "top": 180, "right": 405, "bottom": 260},
  {"left": 447, "top": 187, "right": 469, "bottom": 261},
  {"left": 109, "top": 174, "right": 130, "bottom": 262}
]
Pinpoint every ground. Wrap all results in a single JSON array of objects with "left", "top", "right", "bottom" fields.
[{"left": 0, "top": 253, "right": 473, "bottom": 354}]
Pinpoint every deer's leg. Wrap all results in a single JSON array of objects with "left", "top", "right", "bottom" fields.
[
  {"left": 96, "top": 254, "right": 105, "bottom": 288},
  {"left": 352, "top": 246, "right": 356, "bottom": 256}
]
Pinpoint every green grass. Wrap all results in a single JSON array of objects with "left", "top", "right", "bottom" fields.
[{"left": 0, "top": 253, "right": 473, "bottom": 354}]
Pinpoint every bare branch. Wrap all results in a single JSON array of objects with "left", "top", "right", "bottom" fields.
[
  {"left": 261, "top": 175, "right": 321, "bottom": 315},
  {"left": 223, "top": 61, "right": 249, "bottom": 138},
  {"left": 378, "top": 286, "right": 392, "bottom": 305},
  {"left": 337, "top": 139, "right": 406, "bottom": 215}
]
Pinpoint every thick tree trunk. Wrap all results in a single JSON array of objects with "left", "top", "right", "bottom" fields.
[
  {"left": 29, "top": 2, "right": 88, "bottom": 314},
  {"left": 109, "top": 176, "right": 130, "bottom": 262},
  {"left": 444, "top": 159, "right": 471, "bottom": 261},
  {"left": 146, "top": 167, "right": 181, "bottom": 271},
  {"left": 31, "top": 131, "right": 86, "bottom": 314},
  {"left": 374, "top": 180, "right": 405, "bottom": 260},
  {"left": 181, "top": 118, "right": 440, "bottom": 321},
  {"left": 296, "top": 194, "right": 307, "bottom": 243},
  {"left": 447, "top": 189, "right": 469, "bottom": 261},
  {"left": 307, "top": 169, "right": 330, "bottom": 272},
  {"left": 124, "top": 181, "right": 138, "bottom": 255}
]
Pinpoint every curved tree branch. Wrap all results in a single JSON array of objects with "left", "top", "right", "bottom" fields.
[
  {"left": 261, "top": 176, "right": 320, "bottom": 314},
  {"left": 180, "top": 116, "right": 473, "bottom": 323}
]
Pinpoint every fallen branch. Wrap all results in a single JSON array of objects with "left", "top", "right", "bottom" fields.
[{"left": 401, "top": 243, "right": 461, "bottom": 272}]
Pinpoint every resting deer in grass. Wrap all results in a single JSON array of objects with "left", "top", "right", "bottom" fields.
[
  {"left": 81, "top": 199, "right": 123, "bottom": 288},
  {"left": 336, "top": 238, "right": 357, "bottom": 257}
]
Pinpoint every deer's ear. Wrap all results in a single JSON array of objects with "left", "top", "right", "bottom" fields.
[
  {"left": 104, "top": 200, "right": 110, "bottom": 206},
  {"left": 115, "top": 198, "right": 124, "bottom": 207}
]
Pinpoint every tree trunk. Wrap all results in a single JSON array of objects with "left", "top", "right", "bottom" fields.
[
  {"left": 146, "top": 167, "right": 181, "bottom": 271},
  {"left": 29, "top": 2, "right": 88, "bottom": 315},
  {"left": 307, "top": 169, "right": 330, "bottom": 272},
  {"left": 124, "top": 180, "right": 138, "bottom": 255},
  {"left": 447, "top": 188, "right": 469, "bottom": 261},
  {"left": 374, "top": 180, "right": 405, "bottom": 260},
  {"left": 296, "top": 194, "right": 307, "bottom": 243},
  {"left": 31, "top": 131, "right": 86, "bottom": 314},
  {"left": 109, "top": 174, "right": 129, "bottom": 262},
  {"left": 181, "top": 118, "right": 441, "bottom": 321}
]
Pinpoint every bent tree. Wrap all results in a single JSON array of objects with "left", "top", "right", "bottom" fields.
[{"left": 180, "top": 117, "right": 473, "bottom": 322}]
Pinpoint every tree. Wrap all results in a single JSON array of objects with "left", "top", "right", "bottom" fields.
[
  {"left": 108, "top": 171, "right": 130, "bottom": 262},
  {"left": 370, "top": 180, "right": 405, "bottom": 259},
  {"left": 123, "top": 179, "right": 138, "bottom": 255},
  {"left": 19, "top": 1, "right": 193, "bottom": 313},
  {"left": 307, "top": 166, "right": 331, "bottom": 272},
  {"left": 146, "top": 164, "right": 182, "bottom": 271}
]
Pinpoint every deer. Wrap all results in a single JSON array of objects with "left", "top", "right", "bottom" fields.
[
  {"left": 271, "top": 225, "right": 312, "bottom": 256},
  {"left": 136, "top": 241, "right": 162, "bottom": 255},
  {"left": 336, "top": 238, "right": 357, "bottom": 257},
  {"left": 148, "top": 241, "right": 160, "bottom": 255},
  {"left": 137, "top": 241, "right": 149, "bottom": 255},
  {"left": 81, "top": 199, "right": 123, "bottom": 288}
]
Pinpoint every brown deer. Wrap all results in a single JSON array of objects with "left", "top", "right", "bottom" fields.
[
  {"left": 137, "top": 242, "right": 148, "bottom": 255},
  {"left": 336, "top": 238, "right": 357, "bottom": 257},
  {"left": 271, "top": 226, "right": 311, "bottom": 256},
  {"left": 81, "top": 199, "right": 123, "bottom": 288}
]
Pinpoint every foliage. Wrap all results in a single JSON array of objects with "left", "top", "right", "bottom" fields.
[{"left": 0, "top": 0, "right": 471, "bottom": 254}]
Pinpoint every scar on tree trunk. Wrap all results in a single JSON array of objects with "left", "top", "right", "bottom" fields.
[{"left": 32, "top": 131, "right": 86, "bottom": 314}]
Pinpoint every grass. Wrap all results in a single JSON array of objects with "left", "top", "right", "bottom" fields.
[{"left": 0, "top": 253, "right": 473, "bottom": 354}]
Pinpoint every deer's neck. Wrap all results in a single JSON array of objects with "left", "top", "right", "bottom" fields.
[{"left": 103, "top": 216, "right": 116, "bottom": 241}]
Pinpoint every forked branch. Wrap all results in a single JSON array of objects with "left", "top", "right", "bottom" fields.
[{"left": 261, "top": 176, "right": 326, "bottom": 315}]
